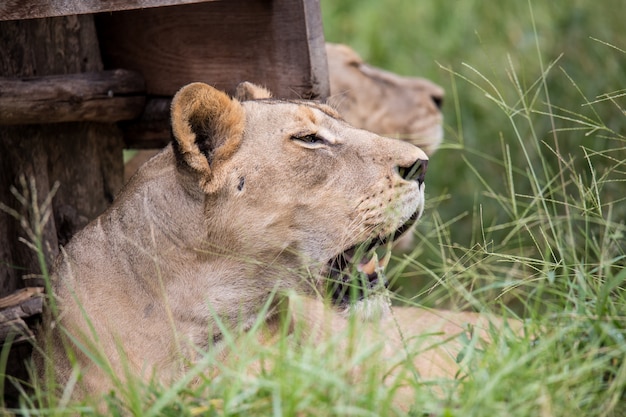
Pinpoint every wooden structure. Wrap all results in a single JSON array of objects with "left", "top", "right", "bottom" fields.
[{"left": 0, "top": 0, "right": 328, "bottom": 403}]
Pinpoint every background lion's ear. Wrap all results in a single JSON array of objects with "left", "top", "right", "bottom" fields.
[
  {"left": 235, "top": 82, "right": 273, "bottom": 101},
  {"left": 171, "top": 82, "right": 245, "bottom": 193}
]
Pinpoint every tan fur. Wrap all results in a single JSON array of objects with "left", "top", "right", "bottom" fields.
[
  {"left": 37, "top": 82, "right": 431, "bottom": 402},
  {"left": 287, "top": 297, "right": 520, "bottom": 381},
  {"left": 326, "top": 43, "right": 444, "bottom": 155},
  {"left": 171, "top": 83, "right": 246, "bottom": 193},
  {"left": 234, "top": 81, "right": 273, "bottom": 101}
]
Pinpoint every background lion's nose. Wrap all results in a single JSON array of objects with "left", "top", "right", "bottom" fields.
[{"left": 397, "top": 159, "right": 428, "bottom": 185}]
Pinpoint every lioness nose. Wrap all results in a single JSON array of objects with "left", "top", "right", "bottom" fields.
[{"left": 398, "top": 159, "right": 428, "bottom": 186}]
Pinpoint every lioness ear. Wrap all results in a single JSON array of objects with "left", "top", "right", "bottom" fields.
[
  {"left": 171, "top": 82, "right": 245, "bottom": 193},
  {"left": 234, "top": 81, "right": 273, "bottom": 101}
]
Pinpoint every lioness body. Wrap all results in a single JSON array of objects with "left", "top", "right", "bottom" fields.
[
  {"left": 285, "top": 297, "right": 511, "bottom": 382},
  {"left": 39, "top": 83, "right": 429, "bottom": 398}
]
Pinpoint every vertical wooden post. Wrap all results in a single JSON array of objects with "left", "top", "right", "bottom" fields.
[
  {"left": 0, "top": 15, "right": 124, "bottom": 297},
  {"left": 0, "top": 15, "right": 124, "bottom": 404}
]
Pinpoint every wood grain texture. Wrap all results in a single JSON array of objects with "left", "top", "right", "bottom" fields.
[
  {"left": 0, "top": 70, "right": 146, "bottom": 125},
  {"left": 0, "top": 287, "right": 43, "bottom": 342},
  {"left": 0, "top": 15, "right": 126, "bottom": 403},
  {"left": 0, "top": 287, "right": 43, "bottom": 407},
  {"left": 0, "top": 15, "right": 124, "bottom": 298},
  {"left": 0, "top": 0, "right": 214, "bottom": 21},
  {"left": 96, "top": 0, "right": 329, "bottom": 99},
  {"left": 0, "top": 287, "right": 43, "bottom": 310}
]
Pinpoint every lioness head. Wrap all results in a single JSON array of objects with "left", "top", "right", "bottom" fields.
[
  {"left": 170, "top": 82, "right": 428, "bottom": 299},
  {"left": 41, "top": 82, "right": 428, "bottom": 396},
  {"left": 326, "top": 43, "right": 444, "bottom": 155}
]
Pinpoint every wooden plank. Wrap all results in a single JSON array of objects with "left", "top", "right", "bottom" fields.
[
  {"left": 0, "top": 70, "right": 146, "bottom": 125},
  {"left": 0, "top": 15, "right": 126, "bottom": 406},
  {"left": 0, "top": 0, "right": 215, "bottom": 22},
  {"left": 96, "top": 0, "right": 329, "bottom": 99},
  {"left": 0, "top": 287, "right": 43, "bottom": 354},
  {"left": 0, "top": 287, "right": 43, "bottom": 310},
  {"left": 0, "top": 15, "right": 124, "bottom": 298},
  {"left": 0, "top": 318, "right": 34, "bottom": 345},
  {"left": 0, "top": 296, "right": 43, "bottom": 324},
  {"left": 301, "top": 0, "right": 329, "bottom": 98}
]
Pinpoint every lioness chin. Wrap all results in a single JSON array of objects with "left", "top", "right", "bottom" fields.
[{"left": 37, "top": 81, "right": 432, "bottom": 402}]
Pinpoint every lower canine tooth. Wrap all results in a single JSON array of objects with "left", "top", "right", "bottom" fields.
[{"left": 358, "top": 252, "right": 378, "bottom": 275}]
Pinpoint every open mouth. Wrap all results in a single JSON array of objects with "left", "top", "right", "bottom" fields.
[{"left": 326, "top": 209, "right": 420, "bottom": 306}]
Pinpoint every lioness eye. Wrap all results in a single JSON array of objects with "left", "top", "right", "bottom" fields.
[
  {"left": 294, "top": 134, "right": 323, "bottom": 144},
  {"left": 292, "top": 134, "right": 328, "bottom": 147}
]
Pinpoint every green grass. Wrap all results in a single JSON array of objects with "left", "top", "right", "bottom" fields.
[{"left": 3, "top": 1, "right": 626, "bottom": 415}]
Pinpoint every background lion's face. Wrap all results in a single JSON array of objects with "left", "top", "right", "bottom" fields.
[{"left": 326, "top": 43, "right": 444, "bottom": 156}]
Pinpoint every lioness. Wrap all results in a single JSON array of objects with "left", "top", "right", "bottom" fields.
[{"left": 37, "top": 81, "right": 430, "bottom": 399}]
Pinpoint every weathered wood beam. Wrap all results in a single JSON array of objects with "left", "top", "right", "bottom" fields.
[
  {"left": 0, "top": 0, "right": 216, "bottom": 21},
  {"left": 0, "top": 69, "right": 146, "bottom": 125},
  {"left": 0, "top": 287, "right": 43, "bottom": 345},
  {"left": 0, "top": 286, "right": 43, "bottom": 310},
  {"left": 0, "top": 15, "right": 126, "bottom": 298},
  {"left": 96, "top": 0, "right": 329, "bottom": 99}
]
